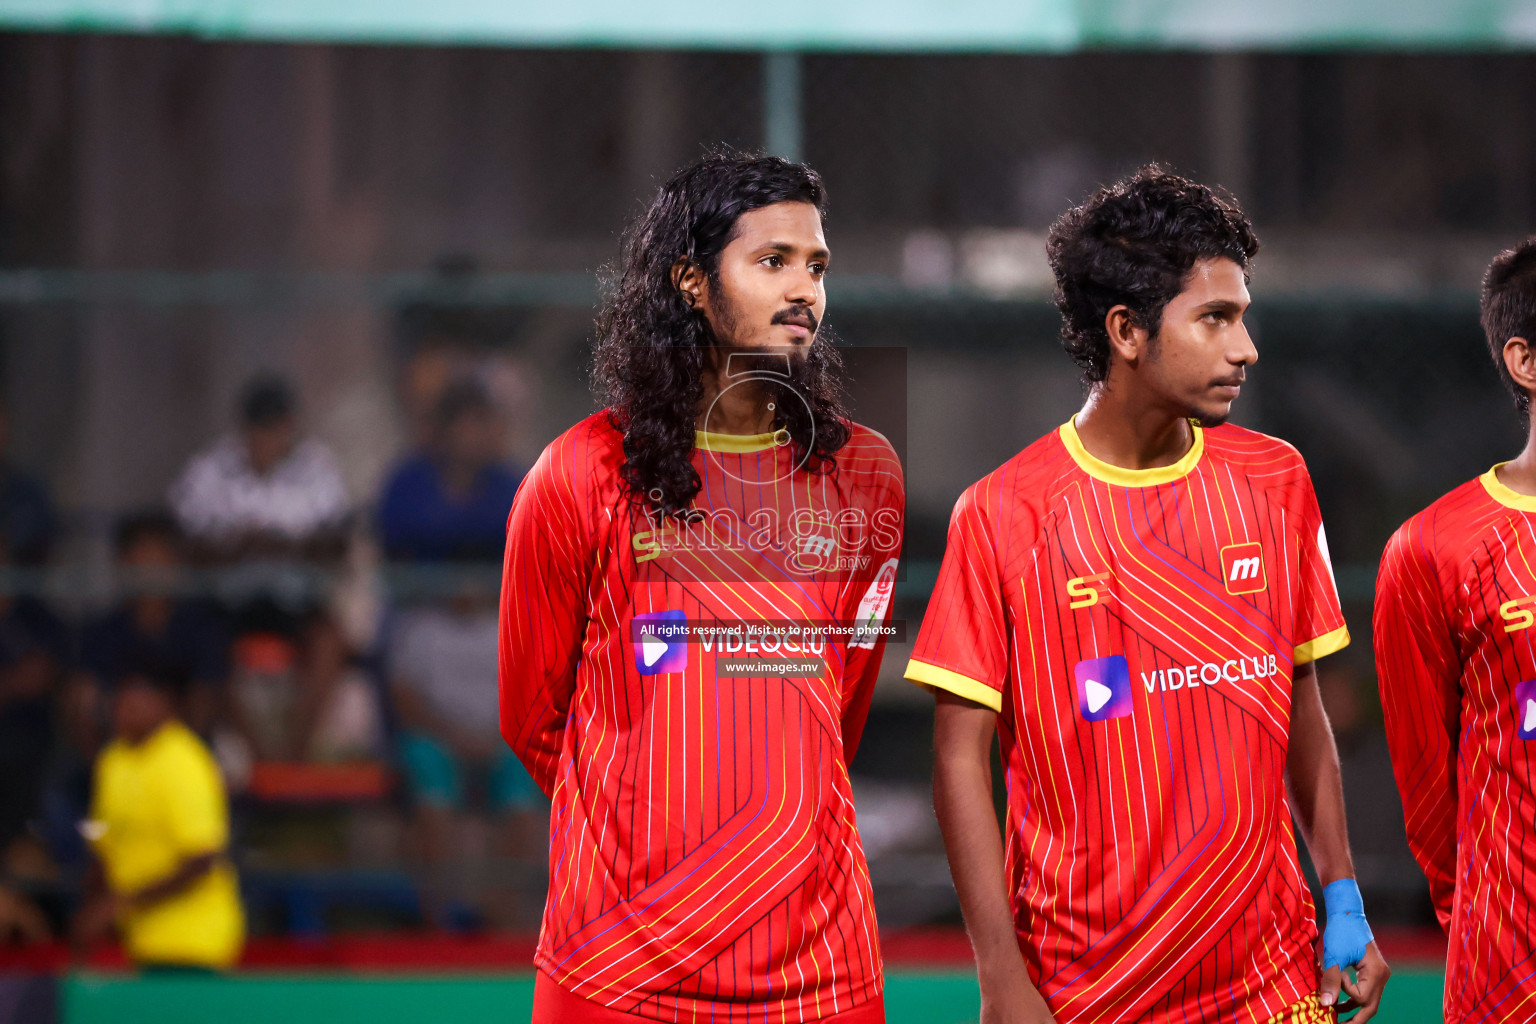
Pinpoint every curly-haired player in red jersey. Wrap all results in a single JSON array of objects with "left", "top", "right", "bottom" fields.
[
  {"left": 498, "top": 152, "right": 903, "bottom": 1023},
  {"left": 908, "top": 166, "right": 1389, "bottom": 1024},
  {"left": 1376, "top": 238, "right": 1536, "bottom": 1024}
]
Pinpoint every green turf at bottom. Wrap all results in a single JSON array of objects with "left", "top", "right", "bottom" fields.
[
  {"left": 62, "top": 968, "right": 1448, "bottom": 1024},
  {"left": 881, "top": 971, "right": 1445, "bottom": 1024}
]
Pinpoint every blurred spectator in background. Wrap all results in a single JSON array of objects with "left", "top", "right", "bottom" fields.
[
  {"left": 170, "top": 373, "right": 349, "bottom": 563},
  {"left": 0, "top": 882, "right": 48, "bottom": 945},
  {"left": 1318, "top": 658, "right": 1377, "bottom": 757},
  {"left": 389, "top": 586, "right": 541, "bottom": 928},
  {"left": 287, "top": 613, "right": 383, "bottom": 764},
  {"left": 79, "top": 513, "right": 229, "bottom": 735},
  {"left": 378, "top": 376, "right": 522, "bottom": 562},
  {"left": 1317, "top": 658, "right": 1417, "bottom": 919},
  {"left": 0, "top": 405, "right": 55, "bottom": 567},
  {"left": 171, "top": 374, "right": 351, "bottom": 708},
  {"left": 0, "top": 528, "right": 68, "bottom": 881},
  {"left": 225, "top": 610, "right": 382, "bottom": 765},
  {"left": 73, "top": 659, "right": 244, "bottom": 970}
]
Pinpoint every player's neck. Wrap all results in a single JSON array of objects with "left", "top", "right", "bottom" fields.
[
  {"left": 1073, "top": 387, "right": 1195, "bottom": 471},
  {"left": 1498, "top": 425, "right": 1536, "bottom": 496},
  {"left": 697, "top": 365, "right": 775, "bottom": 435}
]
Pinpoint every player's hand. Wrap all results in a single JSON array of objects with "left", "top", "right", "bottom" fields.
[
  {"left": 1318, "top": 878, "right": 1381, "bottom": 1017},
  {"left": 1327, "top": 941, "right": 1389, "bottom": 1022},
  {"left": 979, "top": 998, "right": 1057, "bottom": 1024},
  {"left": 978, "top": 973, "right": 1057, "bottom": 1024}
]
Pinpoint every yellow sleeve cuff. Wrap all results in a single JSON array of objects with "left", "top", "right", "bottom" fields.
[
  {"left": 1295, "top": 625, "right": 1350, "bottom": 665},
  {"left": 905, "top": 659, "right": 1003, "bottom": 712}
]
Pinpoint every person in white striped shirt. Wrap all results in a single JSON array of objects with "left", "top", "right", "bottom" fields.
[{"left": 170, "top": 374, "right": 349, "bottom": 561}]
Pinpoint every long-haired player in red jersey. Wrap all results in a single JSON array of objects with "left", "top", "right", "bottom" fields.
[
  {"left": 908, "top": 167, "right": 1390, "bottom": 1024},
  {"left": 1376, "top": 237, "right": 1536, "bottom": 1024},
  {"left": 498, "top": 152, "right": 904, "bottom": 1024}
]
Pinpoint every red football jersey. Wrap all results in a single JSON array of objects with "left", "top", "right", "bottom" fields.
[
  {"left": 499, "top": 411, "right": 903, "bottom": 1022},
  {"left": 907, "top": 418, "right": 1349, "bottom": 1023},
  {"left": 1375, "top": 465, "right": 1536, "bottom": 1023}
]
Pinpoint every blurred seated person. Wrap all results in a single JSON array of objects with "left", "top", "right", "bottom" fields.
[
  {"left": 171, "top": 373, "right": 349, "bottom": 643},
  {"left": 378, "top": 376, "right": 523, "bottom": 562},
  {"left": 78, "top": 512, "right": 229, "bottom": 737},
  {"left": 1316, "top": 658, "right": 1411, "bottom": 915},
  {"left": 0, "top": 531, "right": 68, "bottom": 882},
  {"left": 389, "top": 587, "right": 541, "bottom": 925},
  {"left": 73, "top": 660, "right": 244, "bottom": 970},
  {"left": 0, "top": 403, "right": 55, "bottom": 566},
  {"left": 223, "top": 610, "right": 382, "bottom": 766},
  {"left": 170, "top": 373, "right": 350, "bottom": 564},
  {"left": 0, "top": 882, "right": 49, "bottom": 945}
]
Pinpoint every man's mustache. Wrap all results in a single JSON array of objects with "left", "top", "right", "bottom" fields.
[{"left": 771, "top": 307, "right": 819, "bottom": 334}]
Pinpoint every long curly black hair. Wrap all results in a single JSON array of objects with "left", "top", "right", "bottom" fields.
[
  {"left": 1046, "top": 164, "right": 1260, "bottom": 386},
  {"left": 593, "top": 150, "right": 851, "bottom": 518}
]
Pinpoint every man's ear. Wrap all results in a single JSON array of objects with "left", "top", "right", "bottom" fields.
[
  {"left": 671, "top": 257, "right": 706, "bottom": 311},
  {"left": 1504, "top": 336, "right": 1536, "bottom": 399},
  {"left": 1104, "top": 305, "right": 1151, "bottom": 367}
]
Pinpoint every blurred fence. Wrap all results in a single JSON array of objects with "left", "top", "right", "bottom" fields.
[
  {"left": 2, "top": 36, "right": 1530, "bottom": 942},
  {"left": 0, "top": 279, "right": 1497, "bottom": 934}
]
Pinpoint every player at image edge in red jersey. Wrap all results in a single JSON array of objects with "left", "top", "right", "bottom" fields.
[{"left": 1375, "top": 235, "right": 1536, "bottom": 1024}]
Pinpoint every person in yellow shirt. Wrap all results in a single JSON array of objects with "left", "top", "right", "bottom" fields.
[{"left": 72, "top": 661, "right": 244, "bottom": 969}]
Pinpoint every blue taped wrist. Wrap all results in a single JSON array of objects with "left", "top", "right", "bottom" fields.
[
  {"left": 1323, "top": 878, "right": 1365, "bottom": 917},
  {"left": 1320, "top": 878, "right": 1374, "bottom": 972}
]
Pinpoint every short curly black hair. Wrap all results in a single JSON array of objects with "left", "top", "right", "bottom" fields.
[
  {"left": 1481, "top": 238, "right": 1536, "bottom": 417},
  {"left": 1046, "top": 164, "right": 1259, "bottom": 385}
]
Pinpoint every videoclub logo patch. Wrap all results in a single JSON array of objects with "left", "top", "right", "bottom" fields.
[
  {"left": 1074, "top": 655, "right": 1132, "bottom": 722},
  {"left": 633, "top": 610, "right": 688, "bottom": 675}
]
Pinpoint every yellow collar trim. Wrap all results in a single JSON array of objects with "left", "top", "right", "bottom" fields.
[
  {"left": 695, "top": 428, "right": 786, "bottom": 454},
  {"left": 1058, "top": 417, "right": 1204, "bottom": 487},
  {"left": 1481, "top": 463, "right": 1536, "bottom": 512}
]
